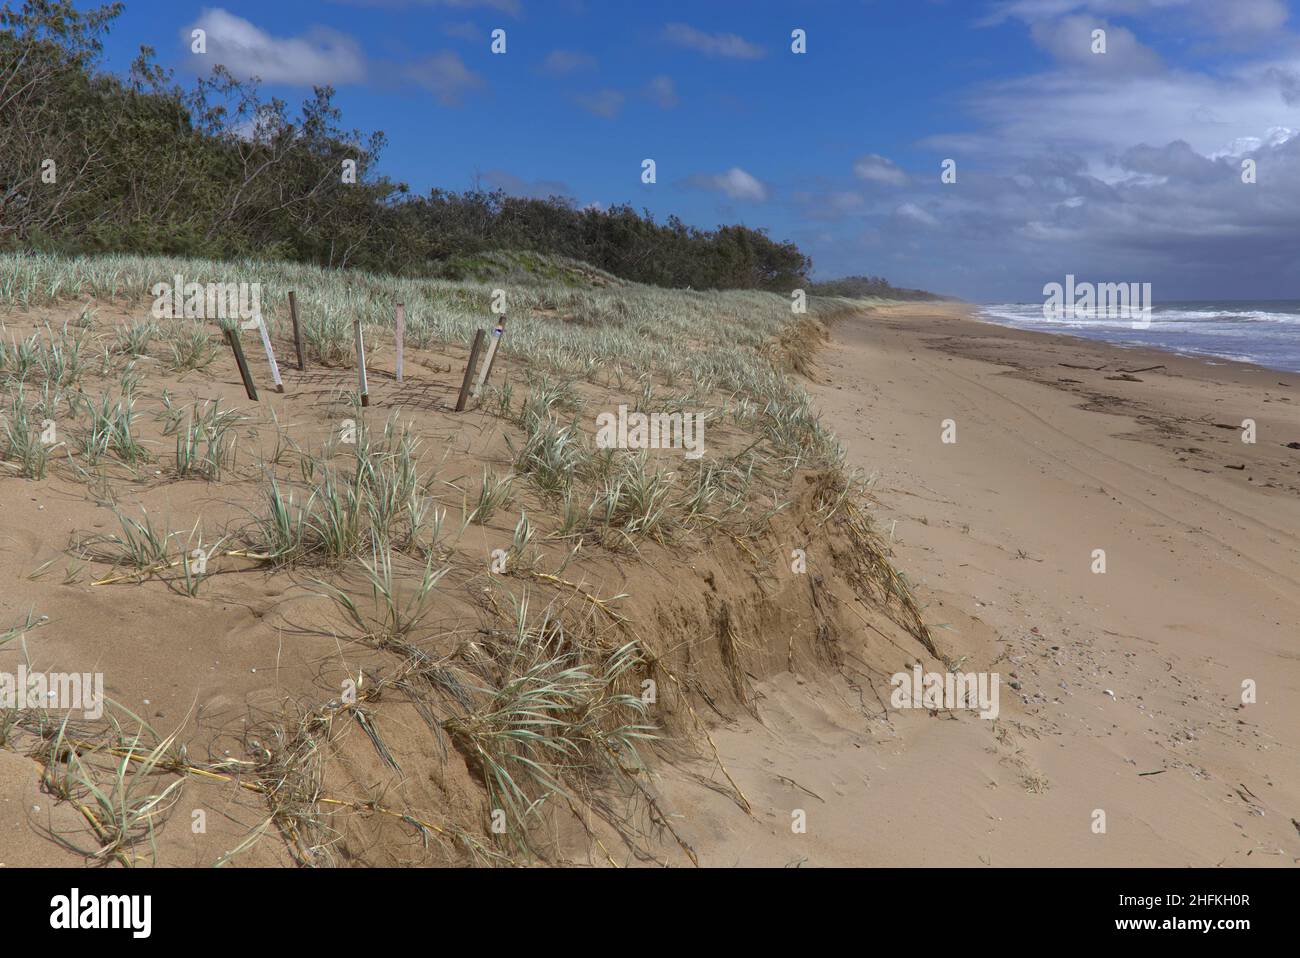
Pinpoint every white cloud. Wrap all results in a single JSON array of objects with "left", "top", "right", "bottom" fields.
[
  {"left": 689, "top": 167, "right": 770, "bottom": 201},
  {"left": 853, "top": 154, "right": 908, "bottom": 186},
  {"left": 963, "top": 61, "right": 1298, "bottom": 164},
  {"left": 1029, "top": 15, "right": 1162, "bottom": 73},
  {"left": 808, "top": 4, "right": 1300, "bottom": 298},
  {"left": 663, "top": 23, "right": 765, "bottom": 59},
  {"left": 185, "top": 9, "right": 366, "bottom": 85},
  {"left": 893, "top": 202, "right": 939, "bottom": 227},
  {"left": 185, "top": 9, "right": 485, "bottom": 105}
]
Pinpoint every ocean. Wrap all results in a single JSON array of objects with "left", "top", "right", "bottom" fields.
[{"left": 975, "top": 300, "right": 1300, "bottom": 374}]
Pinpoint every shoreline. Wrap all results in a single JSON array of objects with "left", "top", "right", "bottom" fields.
[
  {"left": 968, "top": 304, "right": 1300, "bottom": 377},
  {"left": 658, "top": 300, "right": 1300, "bottom": 866},
  {"left": 901, "top": 302, "right": 1300, "bottom": 499}
]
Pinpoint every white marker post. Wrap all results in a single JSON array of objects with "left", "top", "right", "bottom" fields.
[
  {"left": 255, "top": 313, "right": 284, "bottom": 393},
  {"left": 354, "top": 317, "right": 370, "bottom": 407},
  {"left": 394, "top": 302, "right": 405, "bottom": 383},
  {"left": 472, "top": 316, "right": 506, "bottom": 400}
]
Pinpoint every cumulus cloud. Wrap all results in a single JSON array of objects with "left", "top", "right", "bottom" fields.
[
  {"left": 956, "top": 55, "right": 1300, "bottom": 164},
  {"left": 804, "top": 1, "right": 1300, "bottom": 300},
  {"left": 185, "top": 9, "right": 366, "bottom": 85},
  {"left": 1029, "top": 15, "right": 1162, "bottom": 73},
  {"left": 687, "top": 167, "right": 770, "bottom": 201},
  {"left": 185, "top": 9, "right": 485, "bottom": 106},
  {"left": 812, "top": 127, "right": 1300, "bottom": 299},
  {"left": 663, "top": 23, "right": 765, "bottom": 59},
  {"left": 853, "top": 154, "right": 908, "bottom": 186}
]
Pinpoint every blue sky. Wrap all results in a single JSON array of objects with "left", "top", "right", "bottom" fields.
[{"left": 89, "top": 0, "right": 1300, "bottom": 301}]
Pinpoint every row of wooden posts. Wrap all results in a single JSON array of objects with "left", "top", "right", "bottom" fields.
[{"left": 222, "top": 291, "right": 507, "bottom": 412}]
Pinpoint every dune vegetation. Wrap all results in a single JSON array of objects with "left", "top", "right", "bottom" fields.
[{"left": 0, "top": 248, "right": 935, "bottom": 865}]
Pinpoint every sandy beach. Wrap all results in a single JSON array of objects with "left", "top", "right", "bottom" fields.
[
  {"left": 8, "top": 2, "right": 1300, "bottom": 931},
  {"left": 657, "top": 302, "right": 1300, "bottom": 866},
  {"left": 1, "top": 295, "right": 1295, "bottom": 869}
]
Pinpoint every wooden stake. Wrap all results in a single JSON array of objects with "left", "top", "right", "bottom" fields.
[
  {"left": 472, "top": 315, "right": 506, "bottom": 399},
  {"left": 288, "top": 290, "right": 306, "bottom": 371},
  {"left": 256, "top": 316, "right": 284, "bottom": 393},
  {"left": 354, "top": 317, "right": 370, "bottom": 407},
  {"left": 455, "top": 329, "right": 487, "bottom": 412},
  {"left": 394, "top": 302, "right": 405, "bottom": 383},
  {"left": 225, "top": 328, "right": 258, "bottom": 401}
]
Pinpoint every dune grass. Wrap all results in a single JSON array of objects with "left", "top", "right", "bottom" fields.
[
  {"left": 0, "top": 252, "right": 861, "bottom": 452},
  {"left": 0, "top": 248, "right": 936, "bottom": 865}
]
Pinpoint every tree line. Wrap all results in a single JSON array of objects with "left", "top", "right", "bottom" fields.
[
  {"left": 1, "top": 0, "right": 931, "bottom": 297},
  {"left": 808, "top": 275, "right": 948, "bottom": 301}
]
